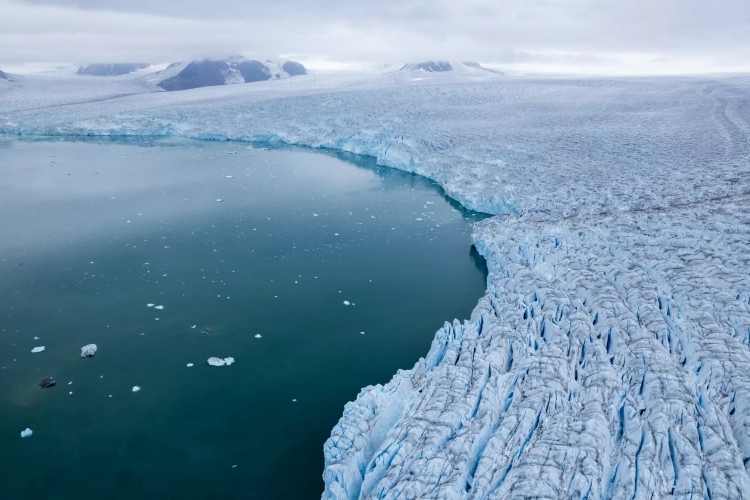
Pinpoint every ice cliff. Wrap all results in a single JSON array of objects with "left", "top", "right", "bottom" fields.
[{"left": 1, "top": 72, "right": 750, "bottom": 498}]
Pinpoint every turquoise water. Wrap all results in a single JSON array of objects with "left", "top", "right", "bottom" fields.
[{"left": 0, "top": 137, "right": 488, "bottom": 498}]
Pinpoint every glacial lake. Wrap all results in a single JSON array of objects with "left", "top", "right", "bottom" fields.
[{"left": 0, "top": 137, "right": 488, "bottom": 498}]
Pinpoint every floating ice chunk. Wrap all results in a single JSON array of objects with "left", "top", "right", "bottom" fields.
[
  {"left": 187, "top": 363, "right": 194, "bottom": 367},
  {"left": 254, "top": 334, "right": 262, "bottom": 338},
  {"left": 416, "top": 218, "right": 423, "bottom": 220},
  {"left": 216, "top": 199, "right": 223, "bottom": 202},
  {"left": 224, "top": 175, "right": 234, "bottom": 178},
  {"left": 313, "top": 213, "right": 318, "bottom": 217},
  {"left": 132, "top": 386, "right": 141, "bottom": 392},
  {"left": 20, "top": 428, "right": 32, "bottom": 438},
  {"left": 207, "top": 357, "right": 235, "bottom": 366},
  {"left": 225, "top": 151, "right": 238, "bottom": 154},
  {"left": 80, "top": 344, "right": 97, "bottom": 358},
  {"left": 191, "top": 325, "right": 197, "bottom": 329},
  {"left": 147, "top": 303, "right": 155, "bottom": 307},
  {"left": 34, "top": 336, "right": 39, "bottom": 340},
  {"left": 343, "top": 300, "right": 351, "bottom": 305},
  {"left": 154, "top": 305, "right": 164, "bottom": 310},
  {"left": 31, "top": 346, "right": 45, "bottom": 353}
]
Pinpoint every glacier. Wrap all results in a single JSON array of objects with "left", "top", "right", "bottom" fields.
[{"left": 2, "top": 70, "right": 750, "bottom": 499}]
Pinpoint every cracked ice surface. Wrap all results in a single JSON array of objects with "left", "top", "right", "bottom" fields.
[
  {"left": 324, "top": 205, "right": 750, "bottom": 499},
  {"left": 2, "top": 73, "right": 750, "bottom": 498}
]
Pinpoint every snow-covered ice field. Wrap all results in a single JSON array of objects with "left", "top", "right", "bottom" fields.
[{"left": 2, "top": 69, "right": 750, "bottom": 499}]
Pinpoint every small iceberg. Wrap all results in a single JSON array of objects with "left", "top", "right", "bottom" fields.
[
  {"left": 20, "top": 428, "right": 33, "bottom": 438},
  {"left": 254, "top": 334, "right": 262, "bottom": 338},
  {"left": 31, "top": 346, "right": 45, "bottom": 353},
  {"left": 154, "top": 305, "right": 164, "bottom": 310},
  {"left": 132, "top": 386, "right": 141, "bottom": 392},
  {"left": 207, "top": 357, "right": 235, "bottom": 367},
  {"left": 224, "top": 175, "right": 234, "bottom": 179},
  {"left": 81, "top": 344, "right": 97, "bottom": 358},
  {"left": 343, "top": 301, "right": 351, "bottom": 305},
  {"left": 147, "top": 303, "right": 155, "bottom": 307},
  {"left": 216, "top": 199, "right": 223, "bottom": 202}
]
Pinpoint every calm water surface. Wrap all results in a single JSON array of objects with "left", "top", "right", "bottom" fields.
[{"left": 0, "top": 137, "right": 487, "bottom": 498}]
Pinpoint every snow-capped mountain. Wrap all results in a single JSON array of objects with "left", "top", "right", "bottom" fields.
[
  {"left": 77, "top": 63, "right": 151, "bottom": 76},
  {"left": 0, "top": 69, "right": 11, "bottom": 81},
  {"left": 380, "top": 61, "right": 504, "bottom": 83},
  {"left": 155, "top": 58, "right": 307, "bottom": 91}
]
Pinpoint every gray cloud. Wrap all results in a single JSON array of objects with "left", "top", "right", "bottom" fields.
[{"left": 2, "top": 0, "right": 750, "bottom": 73}]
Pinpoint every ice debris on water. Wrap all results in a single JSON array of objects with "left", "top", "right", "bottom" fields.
[
  {"left": 187, "top": 363, "right": 194, "bottom": 367},
  {"left": 132, "top": 386, "right": 140, "bottom": 392},
  {"left": 254, "top": 334, "right": 262, "bottom": 338},
  {"left": 147, "top": 303, "right": 154, "bottom": 307},
  {"left": 207, "top": 357, "right": 234, "bottom": 366},
  {"left": 31, "top": 346, "right": 45, "bottom": 353},
  {"left": 154, "top": 305, "right": 164, "bottom": 310},
  {"left": 20, "top": 428, "right": 32, "bottom": 438},
  {"left": 342, "top": 301, "right": 350, "bottom": 305},
  {"left": 80, "top": 344, "right": 97, "bottom": 357},
  {"left": 216, "top": 199, "right": 223, "bottom": 202}
]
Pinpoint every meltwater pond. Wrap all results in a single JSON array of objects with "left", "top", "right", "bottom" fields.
[{"left": 0, "top": 137, "right": 488, "bottom": 498}]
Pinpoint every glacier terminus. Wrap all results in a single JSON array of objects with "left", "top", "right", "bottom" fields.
[{"left": 2, "top": 68, "right": 750, "bottom": 499}]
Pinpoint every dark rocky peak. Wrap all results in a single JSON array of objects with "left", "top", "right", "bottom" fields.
[
  {"left": 282, "top": 61, "right": 307, "bottom": 76},
  {"left": 412, "top": 61, "right": 453, "bottom": 72}
]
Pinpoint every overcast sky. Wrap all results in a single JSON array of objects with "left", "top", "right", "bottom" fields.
[{"left": 2, "top": 0, "right": 750, "bottom": 74}]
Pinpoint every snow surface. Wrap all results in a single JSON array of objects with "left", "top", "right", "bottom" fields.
[{"left": 2, "top": 71, "right": 750, "bottom": 499}]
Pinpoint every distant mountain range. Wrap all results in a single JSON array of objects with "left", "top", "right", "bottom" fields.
[
  {"left": 77, "top": 63, "right": 151, "bottom": 76},
  {"left": 0, "top": 69, "right": 11, "bottom": 80},
  {"left": 155, "top": 58, "right": 307, "bottom": 91},
  {"left": 399, "top": 61, "right": 503, "bottom": 75}
]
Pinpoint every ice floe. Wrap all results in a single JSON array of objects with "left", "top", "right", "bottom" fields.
[
  {"left": 80, "top": 344, "right": 97, "bottom": 357},
  {"left": 207, "top": 357, "right": 235, "bottom": 366}
]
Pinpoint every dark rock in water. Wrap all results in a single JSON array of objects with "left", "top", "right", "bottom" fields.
[
  {"left": 203, "top": 327, "right": 214, "bottom": 335},
  {"left": 39, "top": 377, "right": 56, "bottom": 388},
  {"left": 282, "top": 61, "right": 307, "bottom": 76},
  {"left": 413, "top": 61, "right": 452, "bottom": 72},
  {"left": 77, "top": 63, "right": 150, "bottom": 76},
  {"left": 237, "top": 60, "right": 271, "bottom": 83}
]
